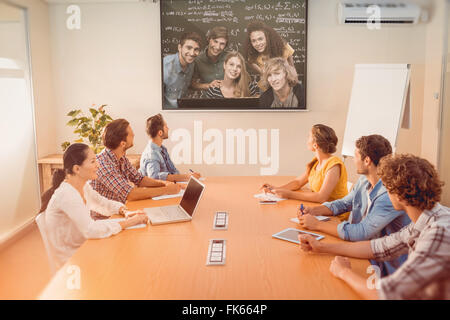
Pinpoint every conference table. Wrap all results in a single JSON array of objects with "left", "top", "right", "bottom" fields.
[{"left": 38, "top": 176, "right": 370, "bottom": 300}]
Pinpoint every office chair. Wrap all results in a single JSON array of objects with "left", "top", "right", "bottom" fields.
[{"left": 35, "top": 213, "right": 57, "bottom": 274}]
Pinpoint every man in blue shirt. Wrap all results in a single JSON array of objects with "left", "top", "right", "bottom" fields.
[
  {"left": 140, "top": 114, "right": 201, "bottom": 182},
  {"left": 298, "top": 135, "right": 411, "bottom": 276},
  {"left": 163, "top": 32, "right": 202, "bottom": 108}
]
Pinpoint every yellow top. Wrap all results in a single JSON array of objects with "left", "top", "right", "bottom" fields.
[
  {"left": 308, "top": 156, "right": 349, "bottom": 221},
  {"left": 255, "top": 42, "right": 295, "bottom": 70}
]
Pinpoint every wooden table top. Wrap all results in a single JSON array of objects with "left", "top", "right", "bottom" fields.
[{"left": 38, "top": 176, "right": 369, "bottom": 300}]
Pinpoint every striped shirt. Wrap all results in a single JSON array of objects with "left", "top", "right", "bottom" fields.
[
  {"left": 202, "top": 81, "right": 259, "bottom": 99},
  {"left": 90, "top": 148, "right": 144, "bottom": 204},
  {"left": 371, "top": 203, "right": 450, "bottom": 299}
]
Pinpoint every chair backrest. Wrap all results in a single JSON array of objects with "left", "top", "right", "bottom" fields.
[{"left": 35, "top": 213, "right": 56, "bottom": 274}]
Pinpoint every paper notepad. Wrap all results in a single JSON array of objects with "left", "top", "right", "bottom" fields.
[
  {"left": 254, "top": 192, "right": 286, "bottom": 202},
  {"left": 152, "top": 189, "right": 185, "bottom": 201},
  {"left": 290, "top": 216, "right": 330, "bottom": 224}
]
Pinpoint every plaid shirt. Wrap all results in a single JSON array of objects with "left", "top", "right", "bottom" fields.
[
  {"left": 371, "top": 203, "right": 450, "bottom": 300},
  {"left": 90, "top": 148, "right": 144, "bottom": 204}
]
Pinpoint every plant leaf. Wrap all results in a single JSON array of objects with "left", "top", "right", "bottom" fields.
[
  {"left": 67, "top": 118, "right": 79, "bottom": 126},
  {"left": 89, "top": 108, "right": 99, "bottom": 118},
  {"left": 67, "top": 110, "right": 81, "bottom": 117}
]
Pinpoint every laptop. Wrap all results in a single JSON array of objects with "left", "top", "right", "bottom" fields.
[{"left": 144, "top": 177, "right": 205, "bottom": 225}]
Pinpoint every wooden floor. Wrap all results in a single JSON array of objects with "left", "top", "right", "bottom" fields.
[{"left": 0, "top": 224, "right": 52, "bottom": 300}]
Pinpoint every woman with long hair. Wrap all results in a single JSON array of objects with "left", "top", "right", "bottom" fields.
[
  {"left": 244, "top": 20, "right": 295, "bottom": 76},
  {"left": 41, "top": 143, "right": 148, "bottom": 269},
  {"left": 203, "top": 51, "right": 259, "bottom": 98},
  {"left": 261, "top": 124, "right": 349, "bottom": 206}
]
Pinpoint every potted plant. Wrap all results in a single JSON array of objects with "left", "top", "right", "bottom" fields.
[{"left": 61, "top": 104, "right": 113, "bottom": 154}]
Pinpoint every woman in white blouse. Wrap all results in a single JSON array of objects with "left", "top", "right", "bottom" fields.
[{"left": 42, "top": 143, "right": 148, "bottom": 269}]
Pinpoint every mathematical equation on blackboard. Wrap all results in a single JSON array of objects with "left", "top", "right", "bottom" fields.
[{"left": 161, "top": 0, "right": 307, "bottom": 72}]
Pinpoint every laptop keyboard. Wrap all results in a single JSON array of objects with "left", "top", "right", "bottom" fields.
[{"left": 160, "top": 206, "right": 186, "bottom": 220}]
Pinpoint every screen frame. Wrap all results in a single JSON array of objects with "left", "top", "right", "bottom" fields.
[{"left": 159, "top": 0, "right": 308, "bottom": 111}]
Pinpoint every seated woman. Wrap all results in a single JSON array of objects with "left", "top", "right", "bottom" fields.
[
  {"left": 202, "top": 51, "right": 259, "bottom": 99},
  {"left": 261, "top": 124, "right": 349, "bottom": 207},
  {"left": 259, "top": 57, "right": 304, "bottom": 108},
  {"left": 41, "top": 143, "right": 148, "bottom": 269},
  {"left": 244, "top": 20, "right": 295, "bottom": 77}
]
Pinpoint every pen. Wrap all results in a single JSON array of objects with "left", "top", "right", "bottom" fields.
[
  {"left": 189, "top": 169, "right": 194, "bottom": 173},
  {"left": 300, "top": 204, "right": 305, "bottom": 216}
]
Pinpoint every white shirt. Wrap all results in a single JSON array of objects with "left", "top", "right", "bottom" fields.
[
  {"left": 45, "top": 181, "right": 123, "bottom": 269},
  {"left": 362, "top": 188, "right": 372, "bottom": 220}
]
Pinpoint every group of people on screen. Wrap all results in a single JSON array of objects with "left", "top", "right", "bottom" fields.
[
  {"left": 163, "top": 21, "right": 305, "bottom": 109},
  {"left": 39, "top": 115, "right": 449, "bottom": 300}
]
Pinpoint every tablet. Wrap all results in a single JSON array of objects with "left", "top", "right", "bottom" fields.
[{"left": 272, "top": 228, "right": 324, "bottom": 244}]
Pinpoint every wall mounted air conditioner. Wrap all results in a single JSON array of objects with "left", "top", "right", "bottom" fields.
[{"left": 338, "top": 2, "right": 423, "bottom": 25}]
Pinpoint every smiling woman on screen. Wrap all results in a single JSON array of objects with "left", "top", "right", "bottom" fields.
[{"left": 202, "top": 51, "right": 259, "bottom": 99}]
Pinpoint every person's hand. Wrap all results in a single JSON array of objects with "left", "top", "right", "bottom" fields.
[
  {"left": 251, "top": 63, "right": 262, "bottom": 75},
  {"left": 303, "top": 206, "right": 325, "bottom": 216},
  {"left": 123, "top": 209, "right": 145, "bottom": 218},
  {"left": 330, "top": 256, "right": 352, "bottom": 280},
  {"left": 166, "top": 183, "right": 181, "bottom": 194},
  {"left": 190, "top": 172, "right": 201, "bottom": 180},
  {"left": 260, "top": 183, "right": 276, "bottom": 194},
  {"left": 127, "top": 213, "right": 148, "bottom": 226},
  {"left": 298, "top": 234, "right": 322, "bottom": 253},
  {"left": 179, "top": 183, "right": 187, "bottom": 190},
  {"left": 272, "top": 188, "right": 291, "bottom": 199},
  {"left": 298, "top": 214, "right": 319, "bottom": 230},
  {"left": 209, "top": 80, "right": 222, "bottom": 88}
]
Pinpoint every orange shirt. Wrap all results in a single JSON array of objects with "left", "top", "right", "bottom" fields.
[{"left": 308, "top": 156, "right": 350, "bottom": 221}]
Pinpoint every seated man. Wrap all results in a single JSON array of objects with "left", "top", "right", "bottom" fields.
[
  {"left": 91, "top": 119, "right": 180, "bottom": 203},
  {"left": 140, "top": 114, "right": 201, "bottom": 182},
  {"left": 299, "top": 154, "right": 450, "bottom": 300},
  {"left": 298, "top": 135, "right": 411, "bottom": 276}
]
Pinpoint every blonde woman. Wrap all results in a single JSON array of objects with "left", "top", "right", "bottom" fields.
[
  {"left": 203, "top": 51, "right": 259, "bottom": 98},
  {"left": 259, "top": 57, "right": 304, "bottom": 108}
]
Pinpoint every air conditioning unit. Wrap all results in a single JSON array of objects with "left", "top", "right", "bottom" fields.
[{"left": 338, "top": 2, "right": 422, "bottom": 25}]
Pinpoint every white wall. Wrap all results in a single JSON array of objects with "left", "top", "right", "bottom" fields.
[
  {"left": 47, "top": 0, "right": 435, "bottom": 179},
  {"left": 421, "top": 0, "right": 447, "bottom": 166}
]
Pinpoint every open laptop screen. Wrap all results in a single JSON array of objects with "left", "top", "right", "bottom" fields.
[{"left": 179, "top": 178, "right": 204, "bottom": 216}]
